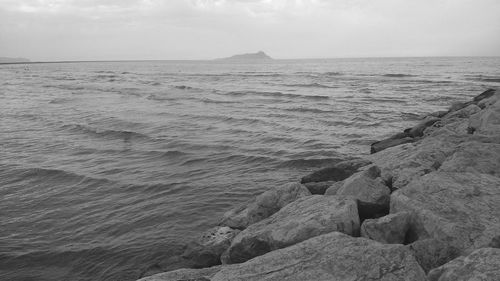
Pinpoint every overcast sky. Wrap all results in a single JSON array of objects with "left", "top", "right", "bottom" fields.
[{"left": 1, "top": 0, "right": 499, "bottom": 61}]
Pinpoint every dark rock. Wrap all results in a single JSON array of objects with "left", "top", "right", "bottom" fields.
[
  {"left": 406, "top": 238, "right": 460, "bottom": 273},
  {"left": 300, "top": 158, "right": 371, "bottom": 183},
  {"left": 473, "top": 88, "right": 496, "bottom": 103},
  {"left": 408, "top": 117, "right": 441, "bottom": 138},
  {"left": 225, "top": 195, "right": 359, "bottom": 264},
  {"left": 219, "top": 182, "right": 310, "bottom": 229},
  {"left": 428, "top": 248, "right": 500, "bottom": 281},
  {"left": 361, "top": 212, "right": 411, "bottom": 244},
  {"left": 182, "top": 226, "right": 240, "bottom": 268},
  {"left": 303, "top": 180, "right": 336, "bottom": 195},
  {"left": 371, "top": 137, "right": 415, "bottom": 154}
]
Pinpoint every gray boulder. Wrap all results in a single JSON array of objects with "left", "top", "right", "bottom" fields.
[
  {"left": 323, "top": 180, "right": 345, "bottom": 195},
  {"left": 444, "top": 104, "right": 481, "bottom": 119},
  {"left": 391, "top": 171, "right": 500, "bottom": 253},
  {"left": 406, "top": 238, "right": 460, "bottom": 273},
  {"left": 182, "top": 226, "right": 240, "bottom": 268},
  {"left": 439, "top": 141, "right": 500, "bottom": 176},
  {"left": 361, "top": 212, "right": 411, "bottom": 244},
  {"left": 428, "top": 248, "right": 500, "bottom": 281},
  {"left": 300, "top": 158, "right": 371, "bottom": 183},
  {"left": 219, "top": 182, "right": 310, "bottom": 229},
  {"left": 335, "top": 165, "right": 391, "bottom": 213},
  {"left": 225, "top": 195, "right": 359, "bottom": 264},
  {"left": 469, "top": 99, "right": 500, "bottom": 135},
  {"left": 213, "top": 232, "right": 427, "bottom": 281}
]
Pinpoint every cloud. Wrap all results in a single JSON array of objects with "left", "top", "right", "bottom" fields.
[{"left": 0, "top": 0, "right": 499, "bottom": 60}]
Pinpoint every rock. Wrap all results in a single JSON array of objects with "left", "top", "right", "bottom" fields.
[
  {"left": 407, "top": 117, "right": 441, "bottom": 138},
  {"left": 448, "top": 100, "right": 474, "bottom": 113},
  {"left": 323, "top": 180, "right": 345, "bottom": 195},
  {"left": 390, "top": 171, "right": 500, "bottom": 253},
  {"left": 300, "top": 158, "right": 371, "bottom": 183},
  {"left": 439, "top": 141, "right": 500, "bottom": 176},
  {"left": 444, "top": 104, "right": 481, "bottom": 119},
  {"left": 406, "top": 238, "right": 460, "bottom": 273},
  {"left": 473, "top": 88, "right": 496, "bottom": 103},
  {"left": 303, "top": 180, "right": 336, "bottom": 195},
  {"left": 469, "top": 99, "right": 500, "bottom": 135},
  {"left": 477, "top": 89, "right": 499, "bottom": 109},
  {"left": 137, "top": 266, "right": 221, "bottom": 281},
  {"left": 335, "top": 165, "right": 391, "bottom": 219},
  {"left": 225, "top": 195, "right": 360, "bottom": 264},
  {"left": 219, "top": 182, "right": 310, "bottom": 229},
  {"left": 427, "top": 248, "right": 500, "bottom": 281},
  {"left": 182, "top": 226, "right": 240, "bottom": 268},
  {"left": 212, "top": 232, "right": 427, "bottom": 281},
  {"left": 368, "top": 135, "right": 459, "bottom": 190},
  {"left": 428, "top": 110, "right": 449, "bottom": 118},
  {"left": 371, "top": 137, "right": 415, "bottom": 154},
  {"left": 361, "top": 212, "right": 411, "bottom": 244}
]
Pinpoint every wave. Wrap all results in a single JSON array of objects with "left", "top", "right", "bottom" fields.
[
  {"left": 382, "top": 73, "right": 416, "bottom": 78},
  {"left": 224, "top": 90, "right": 329, "bottom": 100},
  {"left": 284, "top": 83, "right": 337, "bottom": 89},
  {"left": 465, "top": 75, "right": 500, "bottom": 83},
  {"left": 283, "top": 107, "right": 336, "bottom": 114},
  {"left": 60, "top": 124, "right": 152, "bottom": 141}
]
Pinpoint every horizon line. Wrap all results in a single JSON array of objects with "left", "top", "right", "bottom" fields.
[{"left": 1, "top": 55, "right": 500, "bottom": 65}]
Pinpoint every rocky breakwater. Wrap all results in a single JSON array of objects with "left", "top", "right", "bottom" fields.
[{"left": 138, "top": 88, "right": 500, "bottom": 281}]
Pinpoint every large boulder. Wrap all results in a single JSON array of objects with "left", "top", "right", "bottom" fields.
[
  {"left": 213, "top": 232, "right": 427, "bottom": 281},
  {"left": 407, "top": 117, "right": 440, "bottom": 138},
  {"left": 469, "top": 99, "right": 500, "bottom": 135},
  {"left": 390, "top": 171, "right": 500, "bottom": 253},
  {"left": 182, "top": 226, "right": 240, "bottom": 268},
  {"left": 406, "top": 238, "right": 460, "bottom": 274},
  {"left": 225, "top": 195, "right": 360, "bottom": 264},
  {"left": 427, "top": 248, "right": 500, "bottom": 281},
  {"left": 137, "top": 266, "right": 221, "bottom": 281},
  {"left": 439, "top": 141, "right": 500, "bottom": 176},
  {"left": 219, "top": 183, "right": 310, "bottom": 229},
  {"left": 300, "top": 158, "right": 371, "bottom": 183},
  {"left": 367, "top": 135, "right": 459, "bottom": 190},
  {"left": 361, "top": 212, "right": 411, "bottom": 244},
  {"left": 335, "top": 165, "right": 391, "bottom": 218}
]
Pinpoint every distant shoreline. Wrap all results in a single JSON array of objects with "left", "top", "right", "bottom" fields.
[{"left": 2, "top": 56, "right": 500, "bottom": 66}]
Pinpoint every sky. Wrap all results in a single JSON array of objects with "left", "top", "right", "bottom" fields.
[{"left": 0, "top": 0, "right": 500, "bottom": 61}]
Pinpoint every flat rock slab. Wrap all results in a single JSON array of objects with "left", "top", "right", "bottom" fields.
[
  {"left": 214, "top": 232, "right": 427, "bottom": 281},
  {"left": 300, "top": 158, "right": 371, "bottom": 183},
  {"left": 219, "top": 182, "right": 310, "bottom": 229},
  {"left": 391, "top": 171, "right": 500, "bottom": 253},
  {"left": 428, "top": 248, "right": 500, "bottom": 281},
  {"left": 225, "top": 195, "right": 360, "bottom": 264}
]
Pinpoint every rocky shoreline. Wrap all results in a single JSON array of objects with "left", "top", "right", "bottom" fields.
[{"left": 138, "top": 88, "right": 500, "bottom": 281}]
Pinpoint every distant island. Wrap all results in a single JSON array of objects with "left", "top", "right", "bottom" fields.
[
  {"left": 217, "top": 51, "right": 273, "bottom": 61},
  {"left": 0, "top": 57, "right": 30, "bottom": 63}
]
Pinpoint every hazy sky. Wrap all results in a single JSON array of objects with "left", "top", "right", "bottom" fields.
[{"left": 1, "top": 0, "right": 500, "bottom": 61}]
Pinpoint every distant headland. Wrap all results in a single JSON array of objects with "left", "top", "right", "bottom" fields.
[
  {"left": 0, "top": 57, "right": 31, "bottom": 64},
  {"left": 216, "top": 51, "right": 273, "bottom": 61}
]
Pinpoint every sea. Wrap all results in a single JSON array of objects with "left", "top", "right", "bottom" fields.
[{"left": 1, "top": 57, "right": 499, "bottom": 281}]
